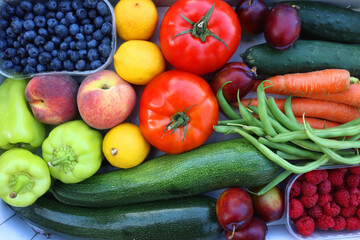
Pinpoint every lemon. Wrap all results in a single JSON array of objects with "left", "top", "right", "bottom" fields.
[
  {"left": 102, "top": 123, "right": 150, "bottom": 169},
  {"left": 113, "top": 40, "right": 166, "bottom": 85},
  {"left": 114, "top": 0, "right": 158, "bottom": 41}
]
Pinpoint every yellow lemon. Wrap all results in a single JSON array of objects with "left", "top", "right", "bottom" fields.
[
  {"left": 113, "top": 40, "right": 165, "bottom": 85},
  {"left": 114, "top": 0, "right": 158, "bottom": 41},
  {"left": 102, "top": 123, "right": 150, "bottom": 169}
]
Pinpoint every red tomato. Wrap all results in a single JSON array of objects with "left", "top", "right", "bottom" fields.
[
  {"left": 159, "top": 0, "right": 241, "bottom": 75},
  {"left": 139, "top": 70, "right": 219, "bottom": 154}
]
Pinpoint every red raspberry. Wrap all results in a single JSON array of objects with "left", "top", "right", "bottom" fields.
[
  {"left": 317, "top": 179, "right": 332, "bottom": 194},
  {"left": 322, "top": 201, "right": 340, "bottom": 217},
  {"left": 318, "top": 193, "right": 333, "bottom": 207},
  {"left": 331, "top": 216, "right": 346, "bottom": 231},
  {"left": 295, "top": 216, "right": 315, "bottom": 236},
  {"left": 328, "top": 169, "right": 346, "bottom": 187},
  {"left": 289, "top": 198, "right": 304, "bottom": 219},
  {"left": 349, "top": 166, "right": 360, "bottom": 175},
  {"left": 304, "top": 170, "right": 327, "bottom": 184},
  {"left": 316, "top": 215, "right": 335, "bottom": 230},
  {"left": 349, "top": 188, "right": 360, "bottom": 207},
  {"left": 357, "top": 208, "right": 360, "bottom": 218},
  {"left": 301, "top": 181, "right": 317, "bottom": 196},
  {"left": 298, "top": 174, "right": 305, "bottom": 181},
  {"left": 346, "top": 174, "right": 360, "bottom": 189},
  {"left": 335, "top": 189, "right": 350, "bottom": 207},
  {"left": 290, "top": 180, "right": 302, "bottom": 199},
  {"left": 301, "top": 193, "right": 318, "bottom": 208},
  {"left": 307, "top": 205, "right": 323, "bottom": 219},
  {"left": 340, "top": 206, "right": 357, "bottom": 218},
  {"left": 346, "top": 217, "right": 360, "bottom": 231}
]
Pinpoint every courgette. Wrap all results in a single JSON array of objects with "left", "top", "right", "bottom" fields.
[
  {"left": 241, "top": 40, "right": 360, "bottom": 77},
  {"left": 286, "top": 1, "right": 360, "bottom": 43},
  {"left": 12, "top": 194, "right": 222, "bottom": 240},
  {"left": 52, "top": 137, "right": 282, "bottom": 207}
]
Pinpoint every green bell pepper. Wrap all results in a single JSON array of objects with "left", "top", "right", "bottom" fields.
[
  {"left": 0, "top": 78, "right": 46, "bottom": 150},
  {"left": 42, "top": 120, "right": 103, "bottom": 184},
  {"left": 0, "top": 148, "right": 51, "bottom": 207}
]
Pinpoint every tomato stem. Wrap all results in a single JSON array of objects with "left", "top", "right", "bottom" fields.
[
  {"left": 171, "top": 3, "right": 230, "bottom": 50},
  {"left": 163, "top": 105, "right": 196, "bottom": 141}
]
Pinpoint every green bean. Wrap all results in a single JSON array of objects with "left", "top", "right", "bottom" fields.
[
  {"left": 277, "top": 151, "right": 307, "bottom": 160},
  {"left": 319, "top": 146, "right": 360, "bottom": 165},
  {"left": 284, "top": 94, "right": 299, "bottom": 124},
  {"left": 216, "top": 82, "right": 241, "bottom": 120},
  {"left": 218, "top": 119, "right": 247, "bottom": 125},
  {"left": 237, "top": 93, "right": 263, "bottom": 129},
  {"left": 213, "top": 125, "right": 254, "bottom": 136},
  {"left": 257, "top": 81, "right": 277, "bottom": 137},
  {"left": 226, "top": 123, "right": 266, "bottom": 137},
  {"left": 347, "top": 133, "right": 360, "bottom": 141}
]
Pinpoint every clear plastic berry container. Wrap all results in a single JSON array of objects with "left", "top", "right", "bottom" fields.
[
  {"left": 285, "top": 165, "right": 360, "bottom": 239},
  {"left": 0, "top": 0, "right": 116, "bottom": 79}
]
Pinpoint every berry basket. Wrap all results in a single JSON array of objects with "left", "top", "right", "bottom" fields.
[
  {"left": 0, "top": 0, "right": 116, "bottom": 79},
  {"left": 285, "top": 165, "right": 360, "bottom": 239}
]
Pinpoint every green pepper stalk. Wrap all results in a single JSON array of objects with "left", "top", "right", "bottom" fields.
[
  {"left": 0, "top": 78, "right": 46, "bottom": 150},
  {"left": 0, "top": 148, "right": 51, "bottom": 207},
  {"left": 42, "top": 120, "right": 103, "bottom": 184}
]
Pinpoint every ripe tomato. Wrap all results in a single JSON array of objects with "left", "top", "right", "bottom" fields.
[
  {"left": 159, "top": 0, "right": 241, "bottom": 75},
  {"left": 139, "top": 70, "right": 219, "bottom": 154}
]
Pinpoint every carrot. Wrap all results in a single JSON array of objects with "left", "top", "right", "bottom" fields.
[
  {"left": 294, "top": 117, "right": 341, "bottom": 129},
  {"left": 236, "top": 98, "right": 360, "bottom": 124},
  {"left": 257, "top": 69, "right": 354, "bottom": 95}
]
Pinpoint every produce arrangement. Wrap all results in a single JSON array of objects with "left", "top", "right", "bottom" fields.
[{"left": 1, "top": 0, "right": 360, "bottom": 239}]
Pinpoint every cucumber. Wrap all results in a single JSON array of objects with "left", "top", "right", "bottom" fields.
[
  {"left": 12, "top": 194, "right": 222, "bottom": 240},
  {"left": 52, "top": 138, "right": 282, "bottom": 207},
  {"left": 286, "top": 1, "right": 360, "bottom": 43},
  {"left": 241, "top": 40, "right": 360, "bottom": 77}
]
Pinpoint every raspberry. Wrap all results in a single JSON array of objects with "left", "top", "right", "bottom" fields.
[
  {"left": 307, "top": 205, "right": 323, "bottom": 219},
  {"left": 328, "top": 169, "right": 346, "bottom": 187},
  {"left": 301, "top": 193, "right": 318, "bottom": 208},
  {"left": 295, "top": 216, "right": 315, "bottom": 236},
  {"left": 318, "top": 193, "right": 332, "bottom": 207},
  {"left": 349, "top": 188, "right": 360, "bottom": 206},
  {"left": 335, "top": 189, "right": 350, "bottom": 207},
  {"left": 322, "top": 201, "right": 340, "bottom": 217},
  {"left": 290, "top": 180, "right": 302, "bottom": 199},
  {"left": 317, "top": 179, "right": 332, "bottom": 194},
  {"left": 346, "top": 217, "right": 360, "bottom": 231},
  {"left": 349, "top": 166, "right": 360, "bottom": 175},
  {"left": 301, "top": 181, "right": 317, "bottom": 196},
  {"left": 316, "top": 215, "right": 335, "bottom": 230},
  {"left": 304, "top": 170, "right": 327, "bottom": 184},
  {"left": 298, "top": 174, "right": 305, "bottom": 181},
  {"left": 289, "top": 198, "right": 304, "bottom": 219},
  {"left": 357, "top": 208, "right": 360, "bottom": 218},
  {"left": 340, "top": 206, "right": 357, "bottom": 218},
  {"left": 331, "top": 216, "right": 346, "bottom": 231},
  {"left": 346, "top": 174, "right": 360, "bottom": 189}
]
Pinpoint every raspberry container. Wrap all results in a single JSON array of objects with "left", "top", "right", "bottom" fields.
[
  {"left": 285, "top": 165, "right": 360, "bottom": 239},
  {"left": 0, "top": 0, "right": 116, "bottom": 79}
]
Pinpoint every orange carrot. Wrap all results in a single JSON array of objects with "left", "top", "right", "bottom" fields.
[
  {"left": 236, "top": 98, "right": 360, "bottom": 124},
  {"left": 258, "top": 69, "right": 353, "bottom": 94},
  {"left": 294, "top": 117, "right": 341, "bottom": 129}
]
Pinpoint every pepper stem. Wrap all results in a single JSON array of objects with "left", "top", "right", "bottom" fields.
[
  {"left": 9, "top": 175, "right": 29, "bottom": 199},
  {"left": 48, "top": 154, "right": 73, "bottom": 167}
]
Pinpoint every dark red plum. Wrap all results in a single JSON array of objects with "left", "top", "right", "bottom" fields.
[
  {"left": 225, "top": 217, "right": 268, "bottom": 240},
  {"left": 235, "top": 0, "right": 269, "bottom": 35}
]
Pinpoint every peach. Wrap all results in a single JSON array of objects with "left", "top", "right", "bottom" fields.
[
  {"left": 77, "top": 70, "right": 136, "bottom": 130},
  {"left": 25, "top": 75, "right": 79, "bottom": 125}
]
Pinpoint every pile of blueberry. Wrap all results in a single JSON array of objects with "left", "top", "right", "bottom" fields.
[{"left": 0, "top": 0, "right": 114, "bottom": 75}]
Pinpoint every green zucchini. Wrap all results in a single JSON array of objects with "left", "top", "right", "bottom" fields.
[
  {"left": 286, "top": 1, "right": 360, "bottom": 43},
  {"left": 12, "top": 194, "right": 222, "bottom": 240},
  {"left": 241, "top": 40, "right": 360, "bottom": 77},
  {"left": 52, "top": 137, "right": 282, "bottom": 207}
]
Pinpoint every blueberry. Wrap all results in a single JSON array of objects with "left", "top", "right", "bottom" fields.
[
  {"left": 24, "top": 13, "right": 34, "bottom": 20},
  {"left": 13, "top": 41, "right": 21, "bottom": 49},
  {"left": 75, "top": 59, "right": 86, "bottom": 70},
  {"left": 84, "top": 0, "right": 98, "bottom": 9},
  {"left": 36, "top": 64, "right": 47, "bottom": 73},
  {"left": 5, "top": 27, "right": 16, "bottom": 38},
  {"left": 55, "top": 25, "right": 69, "bottom": 39},
  {"left": 84, "top": 24, "right": 94, "bottom": 35},
  {"left": 38, "top": 46, "right": 44, "bottom": 53},
  {"left": 12, "top": 56, "right": 20, "bottom": 65},
  {"left": 85, "top": 35, "right": 92, "bottom": 41},
  {"left": 104, "top": 15, "right": 112, "bottom": 23},
  {"left": 13, "top": 65, "right": 23, "bottom": 73},
  {"left": 5, "top": 4, "right": 16, "bottom": 15},
  {"left": 0, "top": 19, "right": 9, "bottom": 30},
  {"left": 24, "top": 30, "right": 36, "bottom": 41},
  {"left": 69, "top": 41, "right": 76, "bottom": 50},
  {"left": 0, "top": 51, "right": 6, "bottom": 60},
  {"left": 15, "top": 6, "right": 25, "bottom": 18},
  {"left": 72, "top": 0, "right": 83, "bottom": 10},
  {"left": 44, "top": 41, "right": 55, "bottom": 52},
  {"left": 46, "top": 12, "right": 56, "bottom": 19},
  {"left": 24, "top": 20, "right": 35, "bottom": 30},
  {"left": 65, "top": 12, "right": 77, "bottom": 24},
  {"left": 87, "top": 39, "right": 98, "bottom": 49},
  {"left": 50, "top": 57, "right": 62, "bottom": 71},
  {"left": 34, "top": 16, "right": 46, "bottom": 28},
  {"left": 59, "top": 1, "right": 72, "bottom": 13},
  {"left": 75, "top": 8, "right": 87, "bottom": 20},
  {"left": 101, "top": 37, "right": 111, "bottom": 45},
  {"left": 0, "top": 30, "right": 7, "bottom": 39},
  {"left": 56, "top": 12, "right": 65, "bottom": 20},
  {"left": 33, "top": 3, "right": 46, "bottom": 15},
  {"left": 11, "top": 18, "right": 23, "bottom": 33},
  {"left": 38, "top": 28, "right": 49, "bottom": 37},
  {"left": 5, "top": 48, "right": 16, "bottom": 58},
  {"left": 17, "top": 48, "right": 27, "bottom": 58},
  {"left": 34, "top": 36, "right": 46, "bottom": 46},
  {"left": 27, "top": 57, "right": 37, "bottom": 67},
  {"left": 101, "top": 22, "right": 112, "bottom": 35},
  {"left": 20, "top": 58, "right": 28, "bottom": 66},
  {"left": 87, "top": 48, "right": 99, "bottom": 61},
  {"left": 75, "top": 41, "right": 86, "bottom": 50},
  {"left": 58, "top": 50, "right": 68, "bottom": 61},
  {"left": 92, "top": 29, "right": 104, "bottom": 41},
  {"left": 60, "top": 42, "right": 69, "bottom": 50},
  {"left": 51, "top": 36, "right": 61, "bottom": 46},
  {"left": 26, "top": 43, "right": 35, "bottom": 52},
  {"left": 38, "top": 52, "right": 52, "bottom": 64},
  {"left": 64, "top": 36, "right": 73, "bottom": 43},
  {"left": 94, "top": 16, "right": 104, "bottom": 28},
  {"left": 70, "top": 51, "right": 80, "bottom": 62},
  {"left": 46, "top": 0, "right": 58, "bottom": 11},
  {"left": 88, "top": 9, "right": 97, "bottom": 19},
  {"left": 67, "top": 49, "right": 73, "bottom": 56},
  {"left": 60, "top": 18, "right": 70, "bottom": 27},
  {"left": 51, "top": 49, "right": 58, "bottom": 57},
  {"left": 6, "top": 38, "right": 14, "bottom": 46},
  {"left": 0, "top": 39, "right": 7, "bottom": 51},
  {"left": 3, "top": 60, "right": 13, "bottom": 70},
  {"left": 24, "top": 64, "right": 36, "bottom": 74},
  {"left": 79, "top": 49, "right": 87, "bottom": 59},
  {"left": 75, "top": 33, "right": 85, "bottom": 41},
  {"left": 96, "top": 2, "right": 109, "bottom": 16},
  {"left": 81, "top": 19, "right": 91, "bottom": 25},
  {"left": 69, "top": 24, "right": 80, "bottom": 35},
  {"left": 47, "top": 18, "right": 58, "bottom": 29},
  {"left": 1, "top": 9, "right": 11, "bottom": 20},
  {"left": 98, "top": 43, "right": 111, "bottom": 58},
  {"left": 63, "top": 60, "right": 74, "bottom": 71},
  {"left": 90, "top": 60, "right": 102, "bottom": 70},
  {"left": 28, "top": 47, "right": 39, "bottom": 58},
  {"left": 20, "top": 1, "right": 33, "bottom": 12}
]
